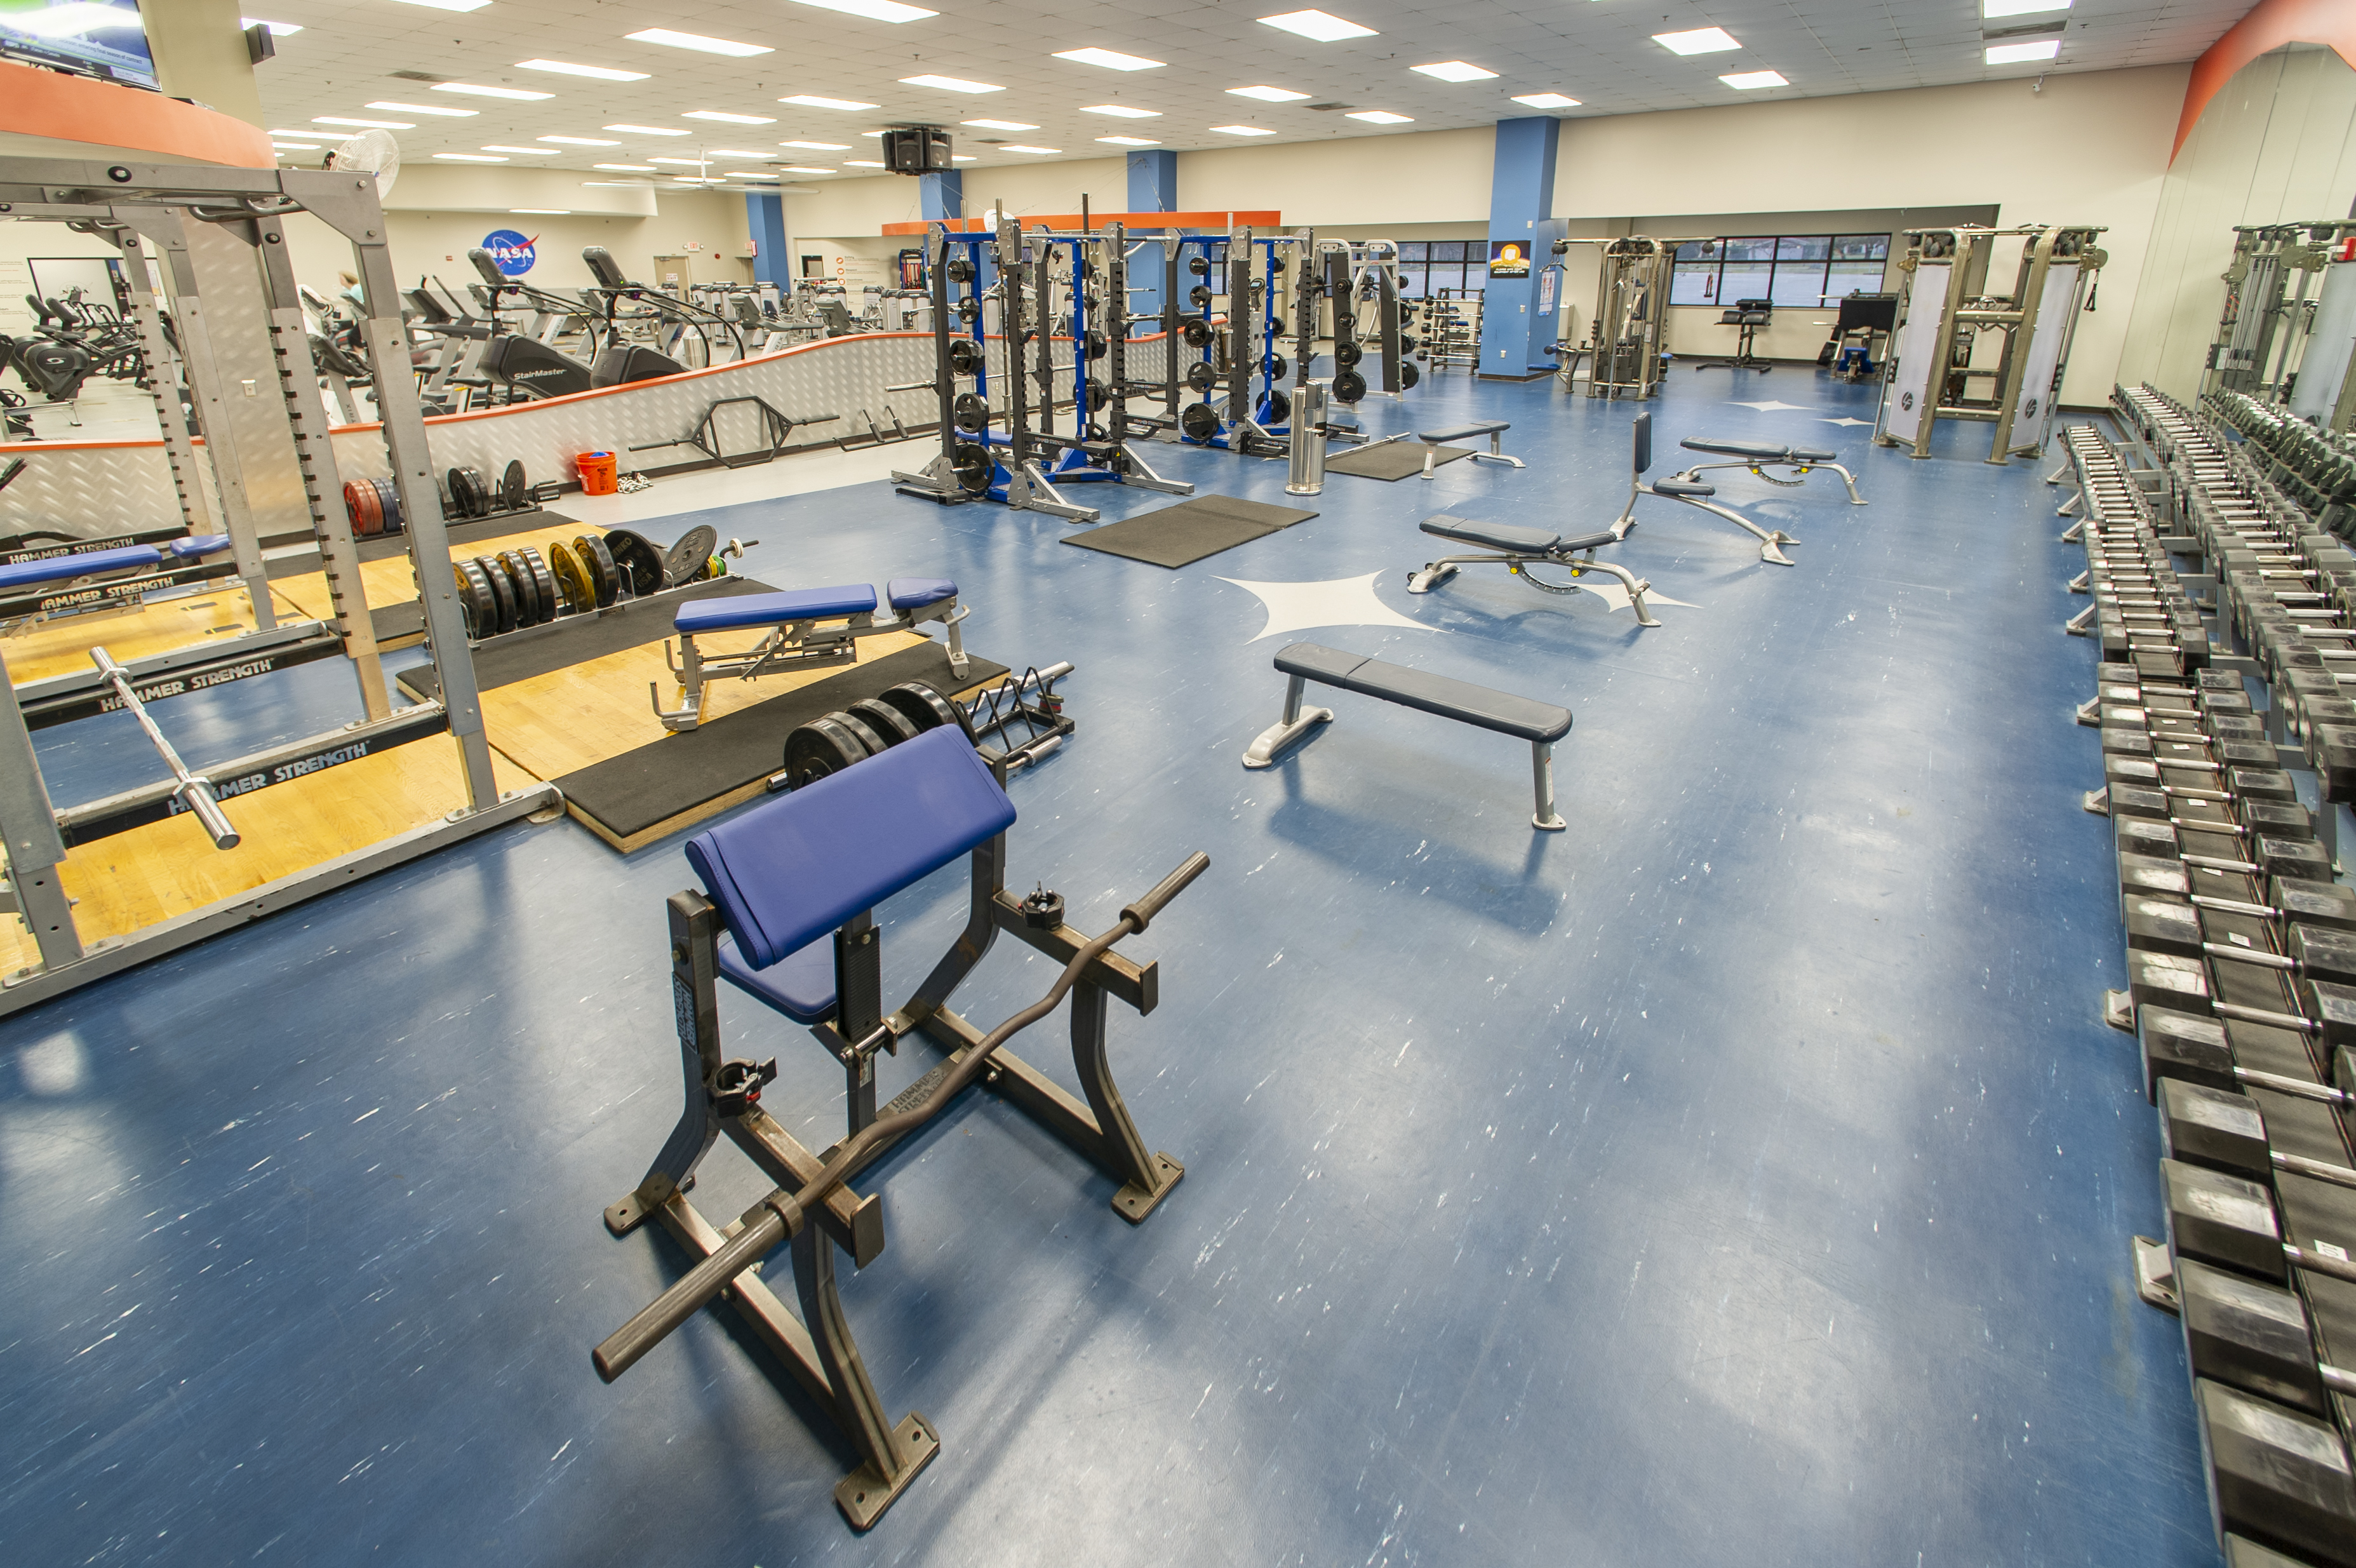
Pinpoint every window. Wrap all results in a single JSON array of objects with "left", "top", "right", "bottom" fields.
[
  {"left": 1395, "top": 240, "right": 1428, "bottom": 299},
  {"left": 1670, "top": 232, "right": 1891, "bottom": 309}
]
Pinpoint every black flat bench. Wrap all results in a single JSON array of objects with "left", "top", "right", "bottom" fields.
[
  {"left": 1414, "top": 419, "right": 1522, "bottom": 472},
  {"left": 1670, "top": 436, "right": 1867, "bottom": 505},
  {"left": 1240, "top": 641, "right": 1570, "bottom": 829}
]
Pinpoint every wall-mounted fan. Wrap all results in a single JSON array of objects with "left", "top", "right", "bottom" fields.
[{"left": 329, "top": 129, "right": 401, "bottom": 199}]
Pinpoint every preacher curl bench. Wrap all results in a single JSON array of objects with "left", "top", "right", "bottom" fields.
[
  {"left": 652, "top": 577, "right": 967, "bottom": 732},
  {"left": 594, "top": 725, "right": 1203, "bottom": 1528}
]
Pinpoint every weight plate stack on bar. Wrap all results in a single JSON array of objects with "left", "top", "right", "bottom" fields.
[
  {"left": 573, "top": 534, "right": 622, "bottom": 607},
  {"left": 343, "top": 479, "right": 377, "bottom": 537},
  {"left": 548, "top": 540, "right": 592, "bottom": 613},
  {"left": 371, "top": 476, "right": 405, "bottom": 535},
  {"left": 455, "top": 558, "right": 497, "bottom": 638},
  {"left": 603, "top": 530, "right": 666, "bottom": 600},
  {"left": 494, "top": 551, "right": 540, "bottom": 627},
  {"left": 502, "top": 460, "right": 527, "bottom": 511},
  {"left": 663, "top": 525, "right": 718, "bottom": 588},
  {"left": 473, "top": 554, "right": 517, "bottom": 635},
  {"left": 879, "top": 680, "right": 975, "bottom": 742}
]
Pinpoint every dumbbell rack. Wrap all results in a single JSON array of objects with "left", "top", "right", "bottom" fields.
[
  {"left": 1424, "top": 291, "right": 1482, "bottom": 374},
  {"left": 2063, "top": 384, "right": 2356, "bottom": 1564}
]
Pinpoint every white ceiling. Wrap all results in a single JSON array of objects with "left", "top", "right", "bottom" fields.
[{"left": 243, "top": 0, "right": 2247, "bottom": 190}]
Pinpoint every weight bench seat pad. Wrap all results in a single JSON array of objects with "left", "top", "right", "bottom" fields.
[
  {"left": 1417, "top": 421, "right": 1508, "bottom": 445},
  {"left": 1680, "top": 438, "right": 1837, "bottom": 464},
  {"left": 885, "top": 577, "right": 957, "bottom": 612},
  {"left": 1650, "top": 479, "right": 1716, "bottom": 499},
  {"left": 674, "top": 583, "right": 877, "bottom": 634},
  {"left": 1422, "top": 516, "right": 1560, "bottom": 554},
  {"left": 1274, "top": 643, "right": 1572, "bottom": 744},
  {"left": 717, "top": 930, "right": 835, "bottom": 1024},
  {"left": 170, "top": 533, "right": 231, "bottom": 560},
  {"left": 686, "top": 725, "right": 1015, "bottom": 969},
  {"left": 0, "top": 543, "right": 159, "bottom": 590}
]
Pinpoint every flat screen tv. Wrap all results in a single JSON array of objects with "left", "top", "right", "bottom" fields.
[{"left": 0, "top": 2, "right": 159, "bottom": 91}]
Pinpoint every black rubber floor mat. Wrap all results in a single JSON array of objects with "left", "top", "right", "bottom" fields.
[
  {"left": 1324, "top": 441, "right": 1477, "bottom": 481},
  {"left": 1062, "top": 493, "right": 1316, "bottom": 569}
]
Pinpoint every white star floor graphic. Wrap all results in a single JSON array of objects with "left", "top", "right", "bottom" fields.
[
  {"left": 1819, "top": 415, "right": 1875, "bottom": 427},
  {"left": 1577, "top": 580, "right": 1703, "bottom": 616},
  {"left": 1729, "top": 399, "right": 1814, "bottom": 413},
  {"left": 1219, "top": 572, "right": 1435, "bottom": 643}
]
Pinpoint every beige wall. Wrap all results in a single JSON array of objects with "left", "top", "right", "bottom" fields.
[
  {"left": 2117, "top": 45, "right": 2356, "bottom": 399},
  {"left": 1177, "top": 128, "right": 1496, "bottom": 227}
]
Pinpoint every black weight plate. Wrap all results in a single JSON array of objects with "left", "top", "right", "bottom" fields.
[
  {"left": 518, "top": 546, "right": 559, "bottom": 626},
  {"left": 446, "top": 467, "right": 471, "bottom": 519},
  {"left": 1268, "top": 354, "right": 1288, "bottom": 381},
  {"left": 574, "top": 533, "right": 622, "bottom": 608},
  {"left": 1264, "top": 388, "right": 1291, "bottom": 427},
  {"left": 502, "top": 460, "right": 526, "bottom": 509},
  {"left": 664, "top": 523, "right": 718, "bottom": 587},
  {"left": 1180, "top": 402, "right": 1220, "bottom": 442},
  {"left": 1399, "top": 361, "right": 1421, "bottom": 390},
  {"left": 547, "top": 539, "right": 592, "bottom": 613},
  {"left": 374, "top": 477, "right": 405, "bottom": 535},
  {"left": 1400, "top": 334, "right": 1419, "bottom": 354},
  {"left": 1084, "top": 379, "right": 1111, "bottom": 413},
  {"left": 1189, "top": 285, "right": 1212, "bottom": 308},
  {"left": 832, "top": 709, "right": 890, "bottom": 760},
  {"left": 845, "top": 697, "right": 921, "bottom": 749},
  {"left": 951, "top": 441, "right": 993, "bottom": 495},
  {"left": 1332, "top": 367, "right": 1367, "bottom": 404},
  {"left": 953, "top": 391, "right": 990, "bottom": 434},
  {"left": 880, "top": 680, "right": 977, "bottom": 742},
  {"left": 782, "top": 715, "right": 873, "bottom": 789},
  {"left": 955, "top": 296, "right": 980, "bottom": 323},
  {"left": 1184, "top": 362, "right": 1217, "bottom": 394},
  {"left": 944, "top": 256, "right": 974, "bottom": 283},
  {"left": 465, "top": 466, "right": 492, "bottom": 517},
  {"left": 455, "top": 558, "right": 496, "bottom": 638},
  {"left": 495, "top": 551, "right": 541, "bottom": 627},
  {"left": 1182, "top": 319, "right": 1213, "bottom": 349},
  {"left": 1188, "top": 255, "right": 1210, "bottom": 276},
  {"left": 476, "top": 553, "right": 518, "bottom": 635},
  {"left": 1335, "top": 340, "right": 1362, "bottom": 368},
  {"left": 1085, "top": 330, "right": 1107, "bottom": 360},
  {"left": 603, "top": 529, "right": 666, "bottom": 599},
  {"left": 947, "top": 337, "right": 982, "bottom": 375}
]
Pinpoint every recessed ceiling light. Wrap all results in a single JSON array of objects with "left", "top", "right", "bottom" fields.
[
  {"left": 1983, "top": 0, "right": 2069, "bottom": 15},
  {"left": 1654, "top": 27, "right": 1739, "bottom": 55},
  {"left": 482, "top": 145, "right": 559, "bottom": 154},
  {"left": 845, "top": 159, "right": 886, "bottom": 167},
  {"left": 315, "top": 116, "right": 414, "bottom": 129},
  {"left": 1720, "top": 70, "right": 1786, "bottom": 88},
  {"left": 434, "top": 83, "right": 552, "bottom": 100},
  {"left": 788, "top": 0, "right": 938, "bottom": 20},
  {"left": 1511, "top": 93, "right": 1581, "bottom": 109},
  {"left": 518, "top": 59, "right": 650, "bottom": 81},
  {"left": 1001, "top": 145, "right": 1061, "bottom": 154},
  {"left": 1345, "top": 110, "right": 1412, "bottom": 124},
  {"left": 366, "top": 100, "right": 477, "bottom": 117},
  {"left": 242, "top": 18, "right": 302, "bottom": 35},
  {"left": 1228, "top": 84, "right": 1310, "bottom": 102},
  {"left": 390, "top": 0, "right": 489, "bottom": 10},
  {"left": 624, "top": 29, "right": 772, "bottom": 57},
  {"left": 780, "top": 140, "right": 851, "bottom": 149},
  {"left": 1986, "top": 38, "right": 2060, "bottom": 62},
  {"left": 434, "top": 153, "right": 508, "bottom": 161},
  {"left": 781, "top": 95, "right": 878, "bottom": 110},
  {"left": 725, "top": 171, "right": 780, "bottom": 179},
  {"left": 540, "top": 135, "right": 620, "bottom": 145},
  {"left": 1080, "top": 105, "right": 1160, "bottom": 119},
  {"left": 963, "top": 118, "right": 1038, "bottom": 131},
  {"left": 269, "top": 130, "right": 313, "bottom": 137},
  {"left": 606, "top": 124, "right": 690, "bottom": 135},
  {"left": 594, "top": 163, "right": 657, "bottom": 171},
  {"left": 1210, "top": 124, "right": 1276, "bottom": 136},
  {"left": 1410, "top": 61, "right": 1496, "bottom": 83},
  {"left": 510, "top": 209, "right": 570, "bottom": 215},
  {"left": 704, "top": 148, "right": 770, "bottom": 157},
  {"left": 683, "top": 111, "right": 776, "bottom": 124},
  {"left": 1258, "top": 10, "right": 1377, "bottom": 43},
  {"left": 861, "top": 129, "right": 887, "bottom": 136},
  {"left": 1054, "top": 48, "right": 1165, "bottom": 71},
  {"left": 1095, "top": 135, "right": 1160, "bottom": 145},
  {"left": 777, "top": 165, "right": 836, "bottom": 173},
  {"left": 271, "top": 142, "right": 319, "bottom": 151},
  {"left": 581, "top": 180, "right": 653, "bottom": 187},
  {"left": 950, "top": 154, "right": 974, "bottom": 161},
  {"left": 646, "top": 157, "right": 709, "bottom": 166},
  {"left": 902, "top": 74, "right": 1002, "bottom": 93}
]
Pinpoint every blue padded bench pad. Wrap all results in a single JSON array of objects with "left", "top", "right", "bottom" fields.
[
  {"left": 1274, "top": 642, "right": 1571, "bottom": 744},
  {"left": 1417, "top": 421, "right": 1508, "bottom": 444},
  {"left": 675, "top": 584, "right": 876, "bottom": 634},
  {"left": 171, "top": 533, "right": 231, "bottom": 560},
  {"left": 0, "top": 543, "right": 159, "bottom": 591},
  {"left": 1421, "top": 516, "right": 1618, "bottom": 555},
  {"left": 685, "top": 724, "right": 1014, "bottom": 969},
  {"left": 886, "top": 577, "right": 957, "bottom": 612},
  {"left": 1681, "top": 438, "right": 1837, "bottom": 464},
  {"left": 718, "top": 929, "right": 836, "bottom": 1024}
]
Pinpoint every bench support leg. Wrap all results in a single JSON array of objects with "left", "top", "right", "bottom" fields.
[
  {"left": 1070, "top": 979, "right": 1185, "bottom": 1223},
  {"left": 1531, "top": 741, "right": 1567, "bottom": 831},
  {"left": 794, "top": 1225, "right": 940, "bottom": 1529},
  {"left": 1822, "top": 460, "right": 1867, "bottom": 506},
  {"left": 1471, "top": 430, "right": 1525, "bottom": 469},
  {"left": 652, "top": 634, "right": 709, "bottom": 732},
  {"left": 1242, "top": 673, "right": 1332, "bottom": 768}
]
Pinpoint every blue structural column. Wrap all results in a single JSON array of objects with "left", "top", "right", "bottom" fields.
[
  {"left": 1476, "top": 117, "right": 1564, "bottom": 379},
  {"left": 744, "top": 192, "right": 789, "bottom": 286},
  {"left": 920, "top": 170, "right": 963, "bottom": 222},
  {"left": 1126, "top": 150, "right": 1177, "bottom": 322}
]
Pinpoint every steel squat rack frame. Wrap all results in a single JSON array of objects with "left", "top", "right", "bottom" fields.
[{"left": 0, "top": 156, "right": 558, "bottom": 1018}]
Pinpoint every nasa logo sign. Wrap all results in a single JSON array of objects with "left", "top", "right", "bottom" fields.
[{"left": 481, "top": 229, "right": 537, "bottom": 277}]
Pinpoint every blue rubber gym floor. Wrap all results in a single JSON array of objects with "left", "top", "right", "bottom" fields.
[{"left": 0, "top": 365, "right": 2217, "bottom": 1566}]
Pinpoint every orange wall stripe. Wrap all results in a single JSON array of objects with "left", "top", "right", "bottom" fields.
[
  {"left": 0, "top": 60, "right": 274, "bottom": 169},
  {"left": 2174, "top": 0, "right": 2356, "bottom": 161}
]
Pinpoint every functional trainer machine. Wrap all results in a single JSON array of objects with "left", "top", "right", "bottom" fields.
[
  {"left": 1875, "top": 224, "right": 2106, "bottom": 463},
  {"left": 2200, "top": 221, "right": 2356, "bottom": 431},
  {"left": 1554, "top": 235, "right": 1700, "bottom": 401},
  {"left": 592, "top": 727, "right": 1203, "bottom": 1528}
]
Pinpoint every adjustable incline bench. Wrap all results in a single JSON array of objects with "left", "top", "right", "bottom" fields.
[
  {"left": 1408, "top": 514, "right": 1662, "bottom": 627},
  {"left": 1616, "top": 412, "right": 1798, "bottom": 566},
  {"left": 593, "top": 725, "right": 1204, "bottom": 1528},
  {"left": 653, "top": 576, "right": 967, "bottom": 732},
  {"left": 1416, "top": 418, "right": 1523, "bottom": 477},
  {"left": 0, "top": 532, "right": 235, "bottom": 624},
  {"left": 1668, "top": 437, "right": 1866, "bottom": 505},
  {"left": 1242, "top": 642, "right": 1572, "bottom": 830}
]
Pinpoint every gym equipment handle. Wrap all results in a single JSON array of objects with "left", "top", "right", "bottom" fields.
[
  {"left": 89, "top": 647, "right": 239, "bottom": 852},
  {"left": 592, "top": 850, "right": 1209, "bottom": 1383}
]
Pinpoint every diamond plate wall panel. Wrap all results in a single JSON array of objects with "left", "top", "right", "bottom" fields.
[
  {"left": 180, "top": 222, "right": 314, "bottom": 542},
  {"left": 0, "top": 442, "right": 217, "bottom": 540}
]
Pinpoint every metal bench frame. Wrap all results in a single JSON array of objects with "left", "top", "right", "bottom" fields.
[
  {"left": 1668, "top": 439, "right": 1868, "bottom": 506},
  {"left": 1417, "top": 420, "right": 1523, "bottom": 472},
  {"left": 1407, "top": 516, "right": 1663, "bottom": 629},
  {"left": 1614, "top": 413, "right": 1798, "bottom": 566},
  {"left": 652, "top": 591, "right": 969, "bottom": 732}
]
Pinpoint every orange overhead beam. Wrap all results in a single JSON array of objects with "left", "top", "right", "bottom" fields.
[
  {"left": 0, "top": 60, "right": 274, "bottom": 168},
  {"left": 2173, "top": 0, "right": 2356, "bottom": 161},
  {"left": 882, "top": 209, "right": 1282, "bottom": 236}
]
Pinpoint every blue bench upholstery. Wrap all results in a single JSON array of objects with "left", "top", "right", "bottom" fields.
[
  {"left": 717, "top": 930, "right": 836, "bottom": 1024},
  {"left": 675, "top": 584, "right": 878, "bottom": 635},
  {"left": 685, "top": 725, "right": 1015, "bottom": 970},
  {"left": 171, "top": 533, "right": 232, "bottom": 560},
  {"left": 0, "top": 544, "right": 159, "bottom": 591},
  {"left": 887, "top": 577, "right": 957, "bottom": 612}
]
